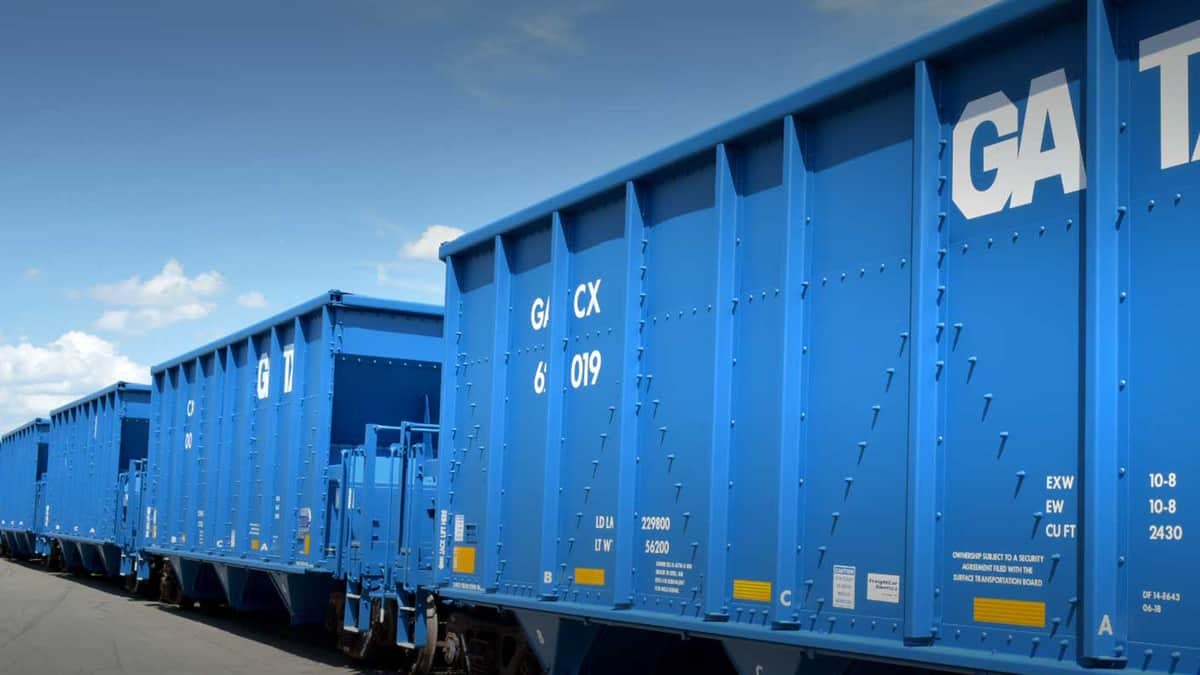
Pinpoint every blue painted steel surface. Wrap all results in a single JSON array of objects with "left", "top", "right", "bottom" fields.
[
  {"left": 139, "top": 290, "right": 442, "bottom": 622},
  {"left": 438, "top": 1, "right": 1200, "bottom": 672},
  {"left": 116, "top": 459, "right": 148, "bottom": 575},
  {"left": 339, "top": 422, "right": 439, "bottom": 648},
  {"left": 42, "top": 383, "right": 150, "bottom": 576},
  {"left": 0, "top": 419, "right": 50, "bottom": 558}
]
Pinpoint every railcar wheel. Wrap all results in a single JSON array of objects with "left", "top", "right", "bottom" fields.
[
  {"left": 445, "top": 610, "right": 540, "bottom": 675},
  {"left": 123, "top": 560, "right": 159, "bottom": 597},
  {"left": 44, "top": 541, "right": 65, "bottom": 572},
  {"left": 158, "top": 561, "right": 194, "bottom": 609}
]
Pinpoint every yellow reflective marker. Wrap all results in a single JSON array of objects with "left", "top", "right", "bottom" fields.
[
  {"left": 973, "top": 597, "right": 1046, "bottom": 628},
  {"left": 575, "top": 567, "right": 606, "bottom": 586},
  {"left": 733, "top": 579, "right": 772, "bottom": 603},
  {"left": 453, "top": 546, "right": 476, "bottom": 574}
]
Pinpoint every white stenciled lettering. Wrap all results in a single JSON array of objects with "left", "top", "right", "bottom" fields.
[
  {"left": 1044, "top": 523, "right": 1077, "bottom": 539},
  {"left": 533, "top": 361, "right": 547, "bottom": 395},
  {"left": 573, "top": 279, "right": 602, "bottom": 319},
  {"left": 569, "top": 350, "right": 602, "bottom": 389},
  {"left": 256, "top": 354, "right": 270, "bottom": 400},
  {"left": 952, "top": 69, "right": 1085, "bottom": 219},
  {"left": 530, "top": 296, "right": 550, "bottom": 331},
  {"left": 1045, "top": 474, "right": 1075, "bottom": 490},
  {"left": 1148, "top": 498, "right": 1177, "bottom": 515},
  {"left": 1149, "top": 472, "right": 1178, "bottom": 489},
  {"left": 1140, "top": 19, "right": 1200, "bottom": 170},
  {"left": 282, "top": 345, "right": 295, "bottom": 394},
  {"left": 644, "top": 539, "right": 670, "bottom": 555},
  {"left": 1149, "top": 524, "right": 1184, "bottom": 541},
  {"left": 779, "top": 589, "right": 793, "bottom": 607},
  {"left": 640, "top": 516, "right": 671, "bottom": 531}
]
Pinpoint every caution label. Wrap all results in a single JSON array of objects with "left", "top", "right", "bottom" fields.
[{"left": 833, "top": 565, "right": 856, "bottom": 610}]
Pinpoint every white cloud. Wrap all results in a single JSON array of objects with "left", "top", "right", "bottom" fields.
[
  {"left": 809, "top": 0, "right": 999, "bottom": 17},
  {"left": 22, "top": 268, "right": 41, "bottom": 281},
  {"left": 93, "top": 303, "right": 215, "bottom": 334},
  {"left": 516, "top": 11, "right": 588, "bottom": 54},
  {"left": 375, "top": 263, "right": 445, "bottom": 304},
  {"left": 449, "top": 3, "right": 607, "bottom": 103},
  {"left": 402, "top": 225, "right": 465, "bottom": 261},
  {"left": 374, "top": 224, "right": 461, "bottom": 303},
  {"left": 88, "top": 259, "right": 225, "bottom": 333},
  {"left": 236, "top": 291, "right": 269, "bottom": 309},
  {"left": 0, "top": 332, "right": 149, "bottom": 434},
  {"left": 91, "top": 258, "right": 225, "bottom": 307}
]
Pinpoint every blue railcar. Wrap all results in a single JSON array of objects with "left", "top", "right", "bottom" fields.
[
  {"left": 38, "top": 382, "right": 151, "bottom": 576},
  {"left": 430, "top": 0, "right": 1200, "bottom": 673},
  {"left": 134, "top": 291, "right": 443, "bottom": 627},
  {"left": 0, "top": 419, "right": 50, "bottom": 558}
]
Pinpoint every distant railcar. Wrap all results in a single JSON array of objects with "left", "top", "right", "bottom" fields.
[
  {"left": 0, "top": 419, "right": 49, "bottom": 558},
  {"left": 133, "top": 290, "right": 443, "bottom": 630},
  {"left": 39, "top": 383, "right": 150, "bottom": 576}
]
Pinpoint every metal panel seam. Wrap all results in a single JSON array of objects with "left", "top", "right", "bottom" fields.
[
  {"left": 1081, "top": 0, "right": 1123, "bottom": 663},
  {"left": 614, "top": 181, "right": 647, "bottom": 608},
  {"left": 773, "top": 115, "right": 809, "bottom": 627},
  {"left": 538, "top": 214, "right": 571, "bottom": 598},
  {"left": 485, "top": 235, "right": 512, "bottom": 590},
  {"left": 704, "top": 143, "right": 738, "bottom": 619},
  {"left": 904, "top": 59, "right": 943, "bottom": 642}
]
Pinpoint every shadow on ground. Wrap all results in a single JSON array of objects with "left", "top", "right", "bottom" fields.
[{"left": 4, "top": 557, "right": 391, "bottom": 674}]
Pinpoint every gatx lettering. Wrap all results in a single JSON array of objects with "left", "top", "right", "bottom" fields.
[
  {"left": 952, "top": 69, "right": 1086, "bottom": 220},
  {"left": 1140, "top": 18, "right": 1200, "bottom": 170}
]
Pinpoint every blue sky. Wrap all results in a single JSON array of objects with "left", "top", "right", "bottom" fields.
[{"left": 0, "top": 0, "right": 996, "bottom": 431}]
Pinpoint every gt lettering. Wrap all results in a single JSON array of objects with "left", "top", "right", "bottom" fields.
[
  {"left": 282, "top": 345, "right": 295, "bottom": 395},
  {"left": 256, "top": 354, "right": 270, "bottom": 400}
]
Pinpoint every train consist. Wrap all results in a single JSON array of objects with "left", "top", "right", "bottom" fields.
[{"left": 4, "top": 1, "right": 1200, "bottom": 673}]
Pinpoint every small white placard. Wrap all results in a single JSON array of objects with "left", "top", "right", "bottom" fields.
[
  {"left": 833, "top": 565, "right": 856, "bottom": 610},
  {"left": 867, "top": 573, "right": 900, "bottom": 604}
]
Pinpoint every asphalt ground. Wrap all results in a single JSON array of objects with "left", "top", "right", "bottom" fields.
[{"left": 0, "top": 557, "right": 375, "bottom": 675}]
